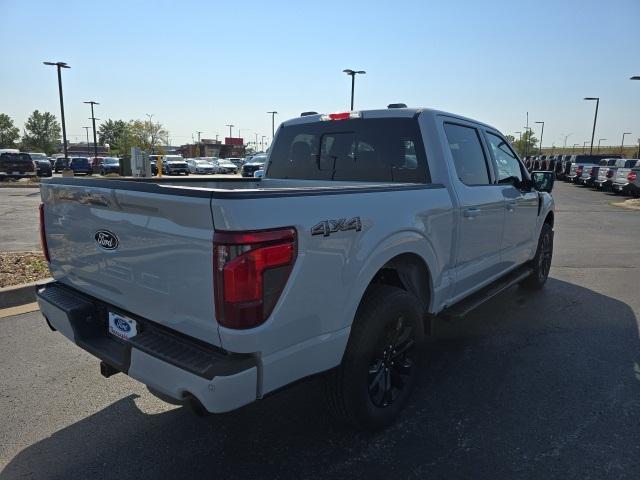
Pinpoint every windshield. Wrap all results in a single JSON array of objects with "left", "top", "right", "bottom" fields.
[
  {"left": 29, "top": 153, "right": 47, "bottom": 160},
  {"left": 267, "top": 118, "right": 428, "bottom": 182},
  {"left": 71, "top": 158, "right": 89, "bottom": 165},
  {"left": 103, "top": 158, "right": 119, "bottom": 165}
]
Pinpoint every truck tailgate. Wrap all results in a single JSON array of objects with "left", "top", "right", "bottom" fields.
[{"left": 41, "top": 183, "right": 221, "bottom": 347}]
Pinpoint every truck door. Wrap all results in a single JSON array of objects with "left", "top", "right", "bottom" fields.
[
  {"left": 442, "top": 122, "right": 505, "bottom": 298},
  {"left": 483, "top": 130, "right": 539, "bottom": 267}
]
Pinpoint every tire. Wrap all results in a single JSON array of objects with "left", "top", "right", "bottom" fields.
[
  {"left": 325, "top": 284, "right": 424, "bottom": 431},
  {"left": 521, "top": 223, "right": 553, "bottom": 290}
]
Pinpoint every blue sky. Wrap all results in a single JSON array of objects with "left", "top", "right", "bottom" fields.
[{"left": 1, "top": 0, "right": 639, "bottom": 150}]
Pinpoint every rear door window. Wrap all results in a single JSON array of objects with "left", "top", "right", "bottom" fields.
[
  {"left": 267, "top": 118, "right": 429, "bottom": 183},
  {"left": 443, "top": 123, "right": 491, "bottom": 185}
]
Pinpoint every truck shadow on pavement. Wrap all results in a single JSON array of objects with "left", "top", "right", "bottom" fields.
[{"left": 4, "top": 278, "right": 640, "bottom": 480}]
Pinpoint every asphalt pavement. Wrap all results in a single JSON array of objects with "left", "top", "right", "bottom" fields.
[
  {"left": 1, "top": 182, "right": 639, "bottom": 479},
  {"left": 0, "top": 188, "right": 41, "bottom": 252}
]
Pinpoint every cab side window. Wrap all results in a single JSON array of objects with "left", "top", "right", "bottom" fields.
[
  {"left": 485, "top": 132, "right": 522, "bottom": 183},
  {"left": 443, "top": 123, "right": 490, "bottom": 185}
]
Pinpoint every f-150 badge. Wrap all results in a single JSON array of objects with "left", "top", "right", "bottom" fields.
[{"left": 311, "top": 217, "right": 362, "bottom": 237}]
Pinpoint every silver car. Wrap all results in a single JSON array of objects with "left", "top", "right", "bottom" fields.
[{"left": 186, "top": 158, "right": 215, "bottom": 174}]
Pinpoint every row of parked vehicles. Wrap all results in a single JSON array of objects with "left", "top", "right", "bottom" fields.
[
  {"left": 523, "top": 153, "right": 640, "bottom": 197},
  {"left": 0, "top": 150, "right": 269, "bottom": 179}
]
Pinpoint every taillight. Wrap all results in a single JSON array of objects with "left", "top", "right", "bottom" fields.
[
  {"left": 213, "top": 227, "right": 297, "bottom": 329},
  {"left": 576, "top": 166, "right": 584, "bottom": 174},
  {"left": 321, "top": 111, "right": 361, "bottom": 121},
  {"left": 628, "top": 171, "right": 637, "bottom": 182},
  {"left": 39, "top": 203, "right": 50, "bottom": 262}
]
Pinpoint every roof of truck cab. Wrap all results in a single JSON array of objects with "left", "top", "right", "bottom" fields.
[{"left": 281, "top": 107, "right": 497, "bottom": 131}]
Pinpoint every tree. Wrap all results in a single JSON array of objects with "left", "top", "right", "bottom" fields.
[
  {"left": 129, "top": 119, "right": 168, "bottom": 153},
  {"left": 0, "top": 113, "right": 20, "bottom": 148},
  {"left": 21, "top": 110, "right": 61, "bottom": 155},
  {"left": 512, "top": 130, "right": 538, "bottom": 157},
  {"left": 98, "top": 119, "right": 130, "bottom": 148}
]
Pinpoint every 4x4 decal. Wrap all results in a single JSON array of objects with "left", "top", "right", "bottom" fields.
[{"left": 311, "top": 217, "right": 362, "bottom": 236}]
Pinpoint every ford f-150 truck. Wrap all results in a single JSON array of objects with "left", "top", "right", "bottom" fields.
[{"left": 36, "top": 107, "right": 555, "bottom": 430}]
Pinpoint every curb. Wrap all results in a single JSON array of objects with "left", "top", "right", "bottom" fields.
[
  {"left": 0, "top": 183, "right": 41, "bottom": 189},
  {"left": 0, "top": 278, "right": 52, "bottom": 309}
]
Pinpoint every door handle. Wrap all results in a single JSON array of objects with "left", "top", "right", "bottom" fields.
[{"left": 463, "top": 207, "right": 480, "bottom": 219}]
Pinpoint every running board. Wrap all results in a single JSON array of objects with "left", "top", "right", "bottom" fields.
[{"left": 440, "top": 266, "right": 533, "bottom": 320}]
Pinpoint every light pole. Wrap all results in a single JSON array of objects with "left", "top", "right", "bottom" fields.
[
  {"left": 196, "top": 131, "right": 202, "bottom": 143},
  {"left": 343, "top": 69, "right": 366, "bottom": 110},
  {"left": 621, "top": 132, "right": 631, "bottom": 155},
  {"left": 267, "top": 111, "right": 278, "bottom": 138},
  {"left": 261, "top": 135, "right": 266, "bottom": 151},
  {"left": 226, "top": 124, "right": 234, "bottom": 138},
  {"left": 535, "top": 121, "right": 545, "bottom": 155},
  {"left": 563, "top": 133, "right": 573, "bottom": 149},
  {"left": 572, "top": 143, "right": 579, "bottom": 154},
  {"left": 522, "top": 126, "right": 532, "bottom": 157},
  {"left": 83, "top": 126, "right": 91, "bottom": 156},
  {"left": 255, "top": 133, "right": 259, "bottom": 151},
  {"left": 583, "top": 141, "right": 589, "bottom": 153},
  {"left": 584, "top": 97, "right": 599, "bottom": 155},
  {"left": 83, "top": 101, "right": 99, "bottom": 160},
  {"left": 43, "top": 61, "right": 70, "bottom": 159},
  {"left": 597, "top": 138, "right": 606, "bottom": 153}
]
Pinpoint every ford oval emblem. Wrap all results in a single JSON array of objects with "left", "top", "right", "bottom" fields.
[
  {"left": 114, "top": 317, "right": 130, "bottom": 332},
  {"left": 95, "top": 230, "right": 119, "bottom": 250}
]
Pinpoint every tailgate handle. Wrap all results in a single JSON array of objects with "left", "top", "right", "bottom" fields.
[{"left": 463, "top": 207, "right": 480, "bottom": 219}]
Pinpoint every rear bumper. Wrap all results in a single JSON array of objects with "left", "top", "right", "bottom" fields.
[{"left": 36, "top": 282, "right": 258, "bottom": 413}]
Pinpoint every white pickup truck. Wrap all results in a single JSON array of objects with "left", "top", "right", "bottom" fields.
[{"left": 37, "top": 107, "right": 555, "bottom": 430}]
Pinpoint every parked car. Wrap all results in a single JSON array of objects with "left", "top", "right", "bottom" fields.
[
  {"left": 594, "top": 159, "right": 636, "bottom": 190},
  {"left": 241, "top": 153, "right": 267, "bottom": 177},
  {"left": 227, "top": 157, "right": 244, "bottom": 168},
  {"left": 0, "top": 152, "right": 37, "bottom": 178},
  {"left": 53, "top": 156, "right": 69, "bottom": 173},
  {"left": 555, "top": 155, "right": 571, "bottom": 180},
  {"left": 150, "top": 155, "right": 190, "bottom": 175},
  {"left": 37, "top": 106, "right": 555, "bottom": 431},
  {"left": 187, "top": 158, "right": 215, "bottom": 174},
  {"left": 34, "top": 159, "right": 53, "bottom": 177},
  {"left": 611, "top": 160, "right": 640, "bottom": 195},
  {"left": 577, "top": 158, "right": 617, "bottom": 186},
  {"left": 565, "top": 154, "right": 621, "bottom": 183},
  {"left": 68, "top": 157, "right": 93, "bottom": 175},
  {"left": 100, "top": 157, "right": 121, "bottom": 175},
  {"left": 216, "top": 158, "right": 238, "bottom": 174}
]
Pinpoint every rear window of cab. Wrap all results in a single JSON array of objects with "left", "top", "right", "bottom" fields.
[{"left": 267, "top": 118, "right": 429, "bottom": 183}]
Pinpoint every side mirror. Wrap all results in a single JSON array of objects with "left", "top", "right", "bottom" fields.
[{"left": 531, "top": 171, "right": 555, "bottom": 193}]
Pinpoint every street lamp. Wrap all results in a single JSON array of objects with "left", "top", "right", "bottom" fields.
[
  {"left": 572, "top": 143, "right": 579, "bottom": 154},
  {"left": 261, "top": 135, "right": 266, "bottom": 151},
  {"left": 83, "top": 126, "right": 91, "bottom": 156},
  {"left": 84, "top": 101, "right": 99, "bottom": 160},
  {"left": 584, "top": 97, "right": 599, "bottom": 154},
  {"left": 226, "top": 124, "right": 234, "bottom": 138},
  {"left": 267, "top": 111, "right": 278, "bottom": 138},
  {"left": 343, "top": 69, "right": 366, "bottom": 110},
  {"left": 583, "top": 141, "right": 589, "bottom": 153},
  {"left": 563, "top": 133, "right": 573, "bottom": 149},
  {"left": 43, "top": 61, "right": 70, "bottom": 159},
  {"left": 621, "top": 132, "right": 632, "bottom": 154},
  {"left": 535, "top": 121, "right": 545, "bottom": 155},
  {"left": 597, "top": 138, "right": 606, "bottom": 153}
]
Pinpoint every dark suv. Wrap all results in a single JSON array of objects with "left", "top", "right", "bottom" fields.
[
  {"left": 69, "top": 157, "right": 93, "bottom": 175},
  {"left": 0, "top": 152, "right": 37, "bottom": 178}
]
